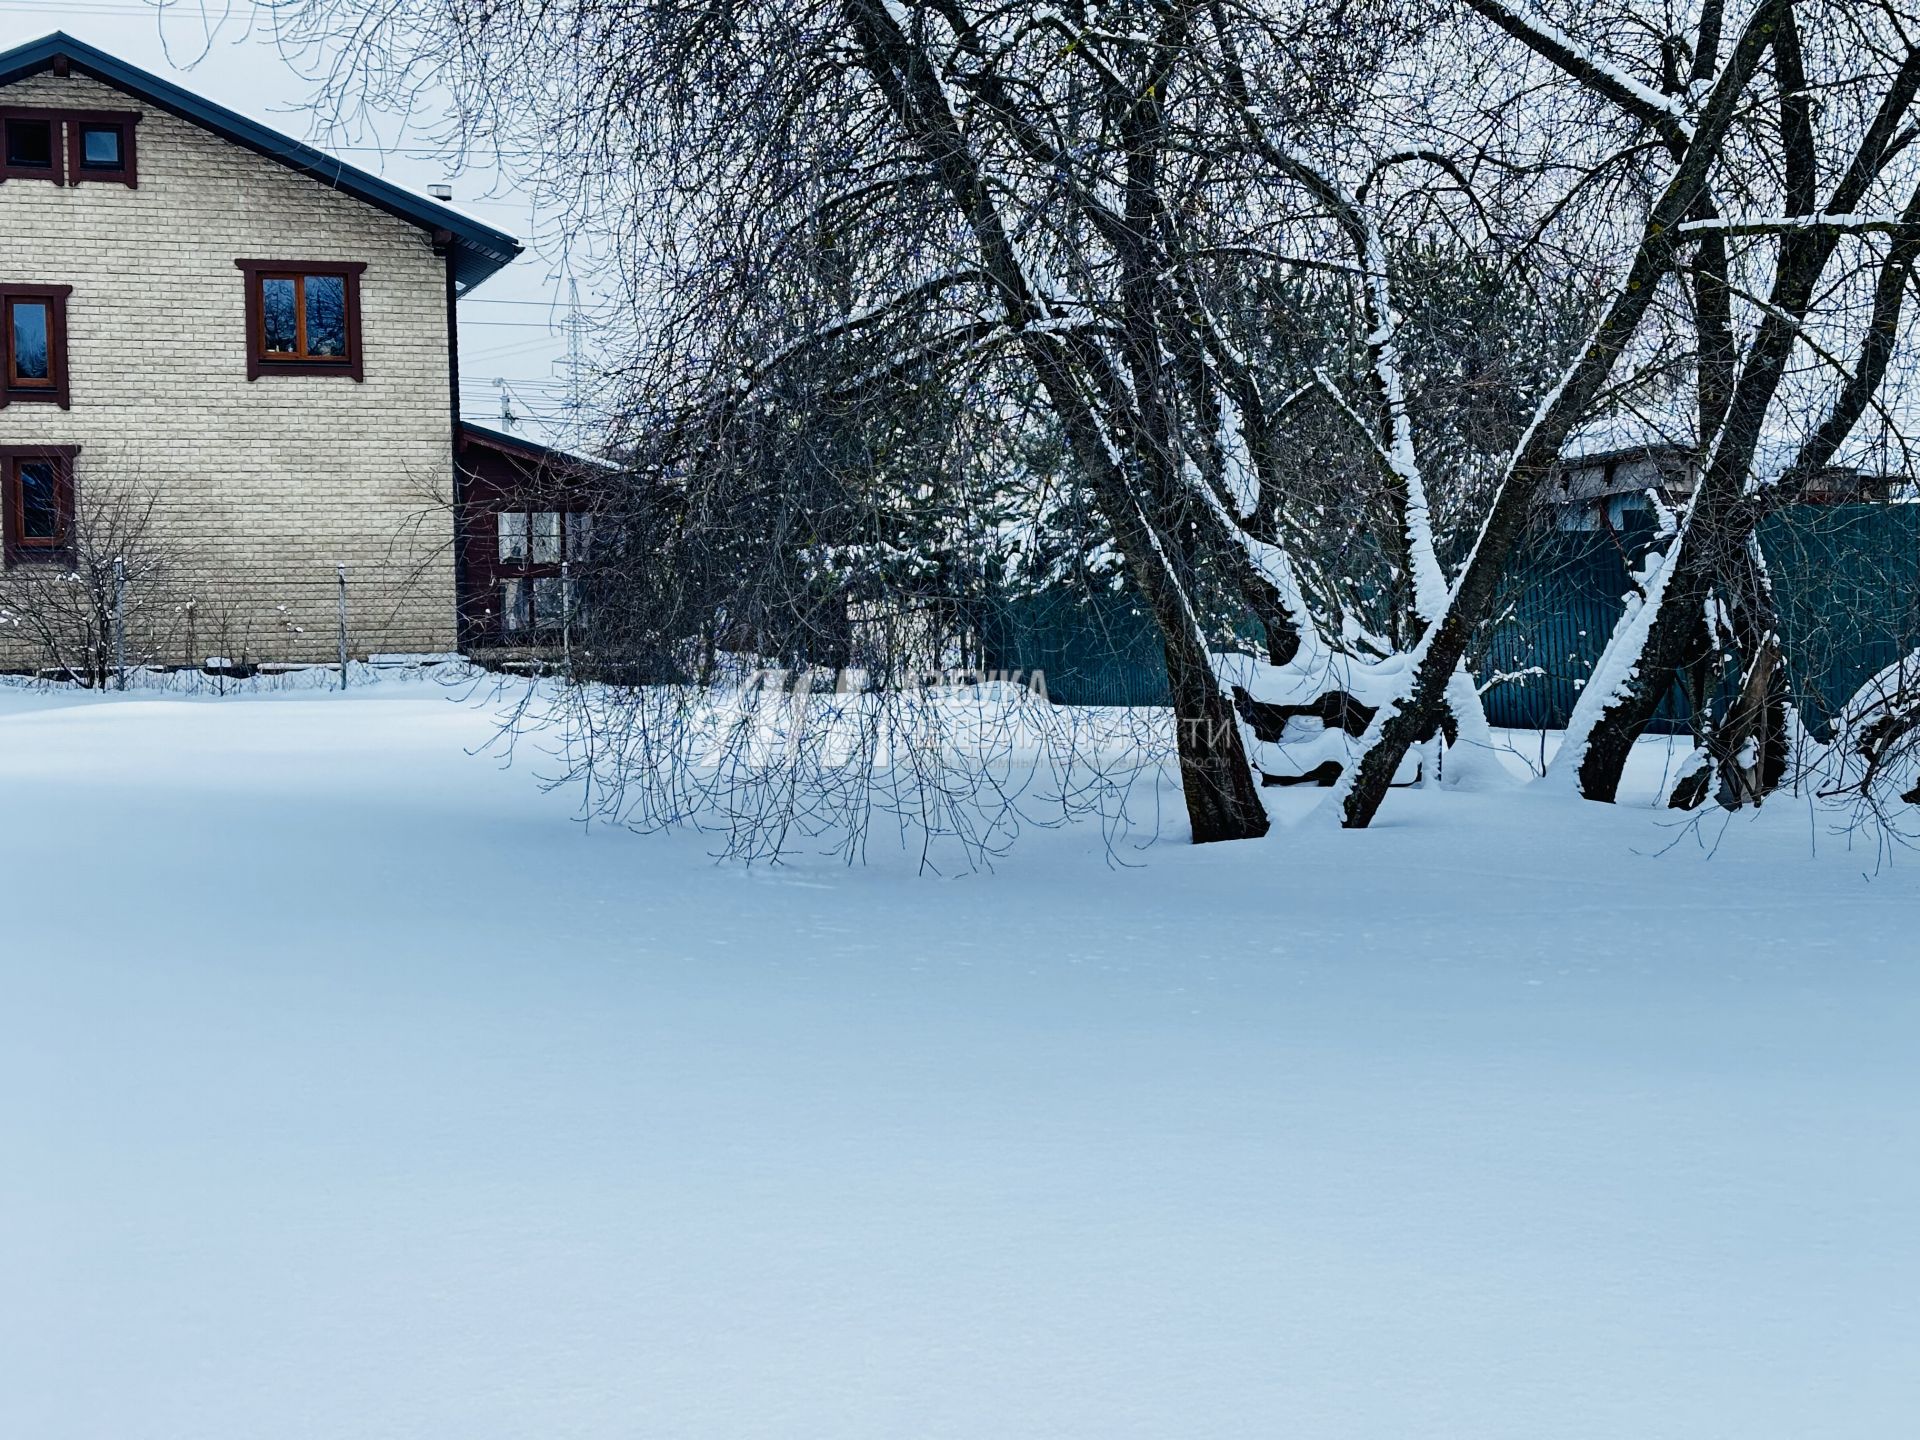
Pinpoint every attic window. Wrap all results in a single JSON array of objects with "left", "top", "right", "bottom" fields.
[
  {"left": 68, "top": 113, "right": 138, "bottom": 186},
  {"left": 80, "top": 126, "right": 119, "bottom": 166},
  {"left": 0, "top": 108, "right": 139, "bottom": 186},
  {"left": 235, "top": 260, "right": 367, "bottom": 380},
  {"left": 1, "top": 113, "right": 59, "bottom": 181}
]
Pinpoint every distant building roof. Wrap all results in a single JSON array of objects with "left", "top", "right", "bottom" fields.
[
  {"left": 1561, "top": 414, "right": 1695, "bottom": 464},
  {"left": 460, "top": 422, "right": 616, "bottom": 472},
  {"left": 0, "top": 31, "right": 523, "bottom": 292}
]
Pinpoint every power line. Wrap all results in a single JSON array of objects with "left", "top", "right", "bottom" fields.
[
  {"left": 289, "top": 143, "right": 559, "bottom": 158},
  {"left": 0, "top": 1, "right": 159, "bottom": 12},
  {"left": 460, "top": 380, "right": 581, "bottom": 394},
  {"left": 460, "top": 297, "right": 589, "bottom": 309}
]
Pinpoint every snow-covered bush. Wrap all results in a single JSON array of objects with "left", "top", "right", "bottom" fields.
[{"left": 1806, "top": 651, "right": 1920, "bottom": 840}]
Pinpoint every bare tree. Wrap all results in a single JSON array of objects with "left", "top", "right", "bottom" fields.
[
  {"left": 251, "top": 0, "right": 1920, "bottom": 845},
  {"left": 1555, "top": 5, "right": 1920, "bottom": 812},
  {"left": 1328, "top": 0, "right": 1795, "bottom": 826},
  {"left": 251, "top": 0, "right": 1528, "bottom": 834},
  {"left": 0, "top": 468, "right": 191, "bottom": 688}
]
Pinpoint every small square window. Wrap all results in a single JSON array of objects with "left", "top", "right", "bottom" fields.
[
  {"left": 66, "top": 113, "right": 138, "bottom": 187},
  {"left": 237, "top": 261, "right": 365, "bottom": 378},
  {"left": 79, "top": 126, "right": 121, "bottom": 168},
  {"left": 4, "top": 117, "right": 53, "bottom": 171},
  {"left": 8, "top": 122, "right": 50, "bottom": 169}
]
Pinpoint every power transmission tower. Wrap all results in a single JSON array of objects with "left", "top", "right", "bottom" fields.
[{"left": 562, "top": 278, "right": 588, "bottom": 448}]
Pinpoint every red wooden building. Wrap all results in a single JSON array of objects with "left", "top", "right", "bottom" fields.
[{"left": 456, "top": 422, "right": 610, "bottom": 651}]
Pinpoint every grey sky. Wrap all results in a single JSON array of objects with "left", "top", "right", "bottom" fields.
[{"left": 1, "top": 3, "right": 579, "bottom": 438}]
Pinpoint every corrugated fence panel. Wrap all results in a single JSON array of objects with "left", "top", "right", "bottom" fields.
[
  {"left": 980, "top": 589, "right": 1171, "bottom": 706},
  {"left": 1760, "top": 506, "right": 1920, "bottom": 728},
  {"left": 982, "top": 506, "right": 1920, "bottom": 726}
]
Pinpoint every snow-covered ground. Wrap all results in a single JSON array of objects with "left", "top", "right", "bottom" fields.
[{"left": 2, "top": 677, "right": 1915, "bottom": 1439}]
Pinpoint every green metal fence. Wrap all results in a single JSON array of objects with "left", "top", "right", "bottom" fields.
[
  {"left": 981, "top": 505, "right": 1920, "bottom": 733},
  {"left": 978, "top": 588, "right": 1173, "bottom": 706}
]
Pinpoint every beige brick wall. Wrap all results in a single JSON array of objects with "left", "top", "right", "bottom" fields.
[{"left": 0, "top": 72, "right": 459, "bottom": 668}]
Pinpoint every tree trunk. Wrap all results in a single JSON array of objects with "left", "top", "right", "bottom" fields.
[
  {"left": 1164, "top": 625, "right": 1271, "bottom": 841},
  {"left": 1699, "top": 634, "right": 1785, "bottom": 808},
  {"left": 1332, "top": 2, "right": 1777, "bottom": 828},
  {"left": 1574, "top": 570, "right": 1712, "bottom": 801},
  {"left": 842, "top": 0, "right": 1272, "bottom": 843},
  {"left": 1573, "top": 24, "right": 1920, "bottom": 805}
]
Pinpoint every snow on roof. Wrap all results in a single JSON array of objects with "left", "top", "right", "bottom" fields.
[
  {"left": 1561, "top": 413, "right": 1695, "bottom": 463},
  {"left": 1560, "top": 414, "right": 1878, "bottom": 486}
]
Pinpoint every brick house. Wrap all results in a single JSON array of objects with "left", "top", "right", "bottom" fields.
[{"left": 0, "top": 31, "right": 576, "bottom": 669}]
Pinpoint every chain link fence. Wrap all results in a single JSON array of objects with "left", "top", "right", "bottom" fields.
[{"left": 0, "top": 562, "right": 453, "bottom": 690}]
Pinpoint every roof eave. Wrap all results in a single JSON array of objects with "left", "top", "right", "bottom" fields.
[
  {"left": 460, "top": 421, "right": 618, "bottom": 472},
  {"left": 0, "top": 31, "right": 523, "bottom": 291}
]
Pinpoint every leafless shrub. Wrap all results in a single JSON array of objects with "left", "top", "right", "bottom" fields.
[
  {"left": 0, "top": 472, "right": 191, "bottom": 688},
  {"left": 1800, "top": 650, "right": 1920, "bottom": 847},
  {"left": 481, "top": 666, "right": 1175, "bottom": 869}
]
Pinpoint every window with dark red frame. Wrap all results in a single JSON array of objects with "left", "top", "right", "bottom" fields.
[
  {"left": 1, "top": 284, "right": 72, "bottom": 409},
  {"left": 235, "top": 260, "right": 366, "bottom": 380},
  {"left": 1, "top": 110, "right": 60, "bottom": 182},
  {"left": 1, "top": 447, "right": 77, "bottom": 566},
  {"left": 0, "top": 107, "right": 138, "bottom": 186},
  {"left": 67, "top": 112, "right": 138, "bottom": 186}
]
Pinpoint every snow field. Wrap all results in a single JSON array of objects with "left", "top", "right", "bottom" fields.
[{"left": 0, "top": 679, "right": 1914, "bottom": 1439}]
